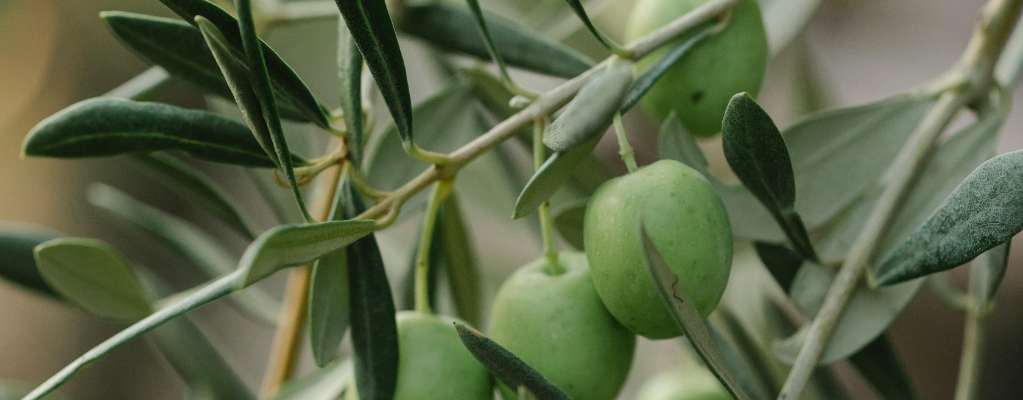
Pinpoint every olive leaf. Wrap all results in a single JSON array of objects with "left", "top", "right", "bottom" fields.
[
  {"left": 752, "top": 241, "right": 803, "bottom": 292},
  {"left": 722, "top": 93, "right": 818, "bottom": 261},
  {"left": 100, "top": 12, "right": 314, "bottom": 123},
  {"left": 397, "top": 3, "right": 594, "bottom": 79},
  {"left": 339, "top": 179, "right": 399, "bottom": 400},
  {"left": 86, "top": 183, "right": 281, "bottom": 325},
  {"left": 971, "top": 241, "right": 1010, "bottom": 305},
  {"left": 232, "top": 0, "right": 311, "bottom": 221},
  {"left": 638, "top": 221, "right": 752, "bottom": 400},
  {"left": 236, "top": 219, "right": 377, "bottom": 288},
  {"left": 513, "top": 137, "right": 600, "bottom": 219},
  {"left": 133, "top": 153, "right": 256, "bottom": 239},
  {"left": 454, "top": 324, "right": 572, "bottom": 400},
  {"left": 269, "top": 360, "right": 352, "bottom": 400},
  {"left": 848, "top": 335, "right": 920, "bottom": 400},
  {"left": 775, "top": 105, "right": 1006, "bottom": 365},
  {"left": 543, "top": 61, "right": 633, "bottom": 152},
  {"left": 561, "top": 0, "right": 619, "bottom": 52},
  {"left": 463, "top": 0, "right": 512, "bottom": 81},
  {"left": 875, "top": 150, "right": 1023, "bottom": 285},
  {"left": 34, "top": 238, "right": 154, "bottom": 321},
  {"left": 338, "top": 22, "right": 365, "bottom": 165},
  {"left": 154, "top": 0, "right": 331, "bottom": 127},
  {"left": 309, "top": 177, "right": 353, "bottom": 367},
  {"left": 551, "top": 198, "right": 588, "bottom": 250},
  {"left": 0, "top": 223, "right": 63, "bottom": 298},
  {"left": 621, "top": 25, "right": 713, "bottom": 112},
  {"left": 22, "top": 98, "right": 302, "bottom": 168},
  {"left": 333, "top": 0, "right": 415, "bottom": 148}
]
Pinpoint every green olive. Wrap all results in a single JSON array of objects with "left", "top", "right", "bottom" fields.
[
  {"left": 345, "top": 311, "right": 492, "bottom": 400},
  {"left": 488, "top": 252, "right": 636, "bottom": 400},
  {"left": 635, "top": 367, "right": 731, "bottom": 400},
  {"left": 626, "top": 0, "right": 768, "bottom": 137},
  {"left": 584, "top": 160, "right": 732, "bottom": 339}
]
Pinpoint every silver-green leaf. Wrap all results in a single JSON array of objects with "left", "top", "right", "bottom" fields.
[
  {"left": 34, "top": 238, "right": 154, "bottom": 321},
  {"left": 543, "top": 61, "right": 633, "bottom": 152},
  {"left": 22, "top": 98, "right": 301, "bottom": 168},
  {"left": 237, "top": 220, "right": 377, "bottom": 288}
]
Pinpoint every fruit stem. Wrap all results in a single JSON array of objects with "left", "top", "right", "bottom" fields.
[
  {"left": 613, "top": 112, "right": 639, "bottom": 173},
  {"left": 954, "top": 289, "right": 990, "bottom": 400},
  {"left": 415, "top": 180, "right": 454, "bottom": 314},
  {"left": 533, "top": 118, "right": 563, "bottom": 275}
]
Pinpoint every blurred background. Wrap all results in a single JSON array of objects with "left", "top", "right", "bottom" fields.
[{"left": 1, "top": 0, "right": 1021, "bottom": 399}]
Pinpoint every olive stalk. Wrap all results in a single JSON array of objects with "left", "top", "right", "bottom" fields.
[
  {"left": 533, "top": 118, "right": 563, "bottom": 274},
  {"left": 953, "top": 292, "right": 990, "bottom": 400},
  {"left": 776, "top": 0, "right": 1023, "bottom": 398},
  {"left": 612, "top": 112, "right": 638, "bottom": 173},
  {"left": 415, "top": 180, "right": 455, "bottom": 314},
  {"left": 259, "top": 161, "right": 345, "bottom": 397}
]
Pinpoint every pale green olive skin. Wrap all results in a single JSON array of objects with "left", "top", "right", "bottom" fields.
[
  {"left": 488, "top": 252, "right": 636, "bottom": 400},
  {"left": 345, "top": 311, "right": 493, "bottom": 400},
  {"left": 584, "top": 160, "right": 732, "bottom": 339},
  {"left": 626, "top": 0, "right": 768, "bottom": 137},
  {"left": 635, "top": 367, "right": 731, "bottom": 400}
]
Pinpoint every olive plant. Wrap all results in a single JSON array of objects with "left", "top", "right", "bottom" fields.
[{"left": 1, "top": 0, "right": 1023, "bottom": 399}]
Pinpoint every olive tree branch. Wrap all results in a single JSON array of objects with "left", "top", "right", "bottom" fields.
[{"left": 776, "top": 0, "right": 1023, "bottom": 398}]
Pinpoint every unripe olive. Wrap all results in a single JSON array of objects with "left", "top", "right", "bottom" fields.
[
  {"left": 635, "top": 367, "right": 731, "bottom": 400},
  {"left": 345, "top": 311, "right": 492, "bottom": 400},
  {"left": 626, "top": 0, "right": 768, "bottom": 137},
  {"left": 488, "top": 252, "right": 636, "bottom": 400},
  {"left": 584, "top": 160, "right": 732, "bottom": 339}
]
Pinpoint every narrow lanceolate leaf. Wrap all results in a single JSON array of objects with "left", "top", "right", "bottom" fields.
[
  {"left": 309, "top": 177, "right": 354, "bottom": 367},
  {"left": 639, "top": 222, "right": 752, "bottom": 400},
  {"left": 22, "top": 98, "right": 301, "bottom": 168},
  {"left": 551, "top": 198, "right": 588, "bottom": 250},
  {"left": 433, "top": 194, "right": 483, "bottom": 326},
  {"left": 86, "top": 184, "right": 281, "bottom": 324},
  {"left": 455, "top": 324, "right": 572, "bottom": 400},
  {"left": 463, "top": 0, "right": 512, "bottom": 82},
  {"left": 543, "top": 61, "right": 633, "bottom": 152},
  {"left": 971, "top": 242, "right": 1010, "bottom": 305},
  {"left": 237, "top": 219, "right": 377, "bottom": 287},
  {"left": 0, "top": 224, "right": 63, "bottom": 298},
  {"left": 101, "top": 12, "right": 319, "bottom": 124},
  {"left": 334, "top": 0, "right": 414, "bottom": 147},
  {"left": 134, "top": 153, "right": 255, "bottom": 239},
  {"left": 876, "top": 150, "right": 1023, "bottom": 285},
  {"left": 722, "top": 93, "right": 817, "bottom": 261},
  {"left": 233, "top": 0, "right": 311, "bottom": 222},
  {"left": 398, "top": 3, "right": 593, "bottom": 79},
  {"left": 195, "top": 16, "right": 277, "bottom": 165},
  {"left": 622, "top": 25, "right": 713, "bottom": 112},
  {"left": 340, "top": 180, "right": 399, "bottom": 400},
  {"left": 561, "top": 0, "right": 618, "bottom": 52},
  {"left": 848, "top": 335, "right": 920, "bottom": 400},
  {"left": 338, "top": 23, "right": 365, "bottom": 165},
  {"left": 34, "top": 238, "right": 154, "bottom": 321},
  {"left": 154, "top": 0, "right": 332, "bottom": 128},
  {"left": 514, "top": 138, "right": 600, "bottom": 219}
]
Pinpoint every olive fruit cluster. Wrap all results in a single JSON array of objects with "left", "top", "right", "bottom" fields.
[{"left": 627, "top": 0, "right": 769, "bottom": 137}]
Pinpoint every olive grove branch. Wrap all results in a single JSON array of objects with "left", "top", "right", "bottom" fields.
[{"left": 776, "top": 0, "right": 1023, "bottom": 398}]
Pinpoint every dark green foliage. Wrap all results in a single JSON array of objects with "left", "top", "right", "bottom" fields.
[
  {"left": 455, "top": 324, "right": 572, "bottom": 400},
  {"left": 23, "top": 98, "right": 303, "bottom": 168}
]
